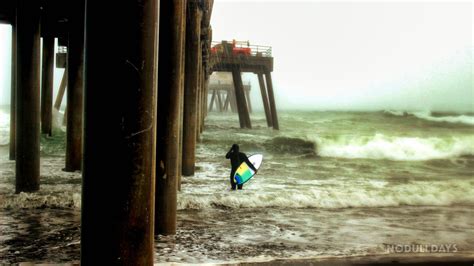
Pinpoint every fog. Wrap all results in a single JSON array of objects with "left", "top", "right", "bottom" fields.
[
  {"left": 212, "top": 1, "right": 473, "bottom": 112},
  {"left": 0, "top": 1, "right": 472, "bottom": 112},
  {"left": 0, "top": 25, "right": 66, "bottom": 109}
]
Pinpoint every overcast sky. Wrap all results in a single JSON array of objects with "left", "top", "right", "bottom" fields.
[
  {"left": 212, "top": 1, "right": 473, "bottom": 112},
  {"left": 0, "top": 1, "right": 472, "bottom": 112}
]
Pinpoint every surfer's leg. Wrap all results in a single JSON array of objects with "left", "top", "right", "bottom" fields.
[
  {"left": 237, "top": 184, "right": 243, "bottom": 190},
  {"left": 230, "top": 175, "right": 237, "bottom": 190}
]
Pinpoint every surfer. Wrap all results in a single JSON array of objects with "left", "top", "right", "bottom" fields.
[{"left": 226, "top": 144, "right": 257, "bottom": 190}]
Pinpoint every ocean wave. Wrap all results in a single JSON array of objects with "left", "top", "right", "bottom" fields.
[
  {"left": 264, "top": 134, "right": 474, "bottom": 161},
  {"left": 177, "top": 180, "right": 474, "bottom": 210},
  {"left": 4, "top": 180, "right": 469, "bottom": 210},
  {"left": 264, "top": 137, "right": 316, "bottom": 155},
  {"left": 384, "top": 110, "right": 474, "bottom": 126},
  {"left": 312, "top": 133, "right": 474, "bottom": 161},
  {"left": 0, "top": 191, "right": 82, "bottom": 209},
  {"left": 412, "top": 111, "right": 474, "bottom": 125}
]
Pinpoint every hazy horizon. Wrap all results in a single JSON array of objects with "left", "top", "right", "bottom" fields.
[{"left": 0, "top": 1, "right": 473, "bottom": 113}]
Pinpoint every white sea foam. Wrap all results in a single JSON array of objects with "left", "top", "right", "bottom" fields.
[
  {"left": 384, "top": 110, "right": 474, "bottom": 125},
  {"left": 0, "top": 191, "right": 82, "bottom": 209},
  {"left": 311, "top": 133, "right": 474, "bottom": 161},
  {"left": 176, "top": 179, "right": 474, "bottom": 210},
  {"left": 412, "top": 111, "right": 474, "bottom": 125},
  {"left": 2, "top": 177, "right": 472, "bottom": 211}
]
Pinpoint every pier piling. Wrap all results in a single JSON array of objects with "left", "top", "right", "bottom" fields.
[
  {"left": 41, "top": 36, "right": 54, "bottom": 136},
  {"left": 257, "top": 72, "right": 273, "bottom": 127},
  {"left": 65, "top": 1, "right": 84, "bottom": 172},
  {"left": 81, "top": 0, "right": 158, "bottom": 263},
  {"left": 53, "top": 68, "right": 67, "bottom": 110},
  {"left": 264, "top": 70, "right": 279, "bottom": 130},
  {"left": 155, "top": 0, "right": 187, "bottom": 235},
  {"left": 182, "top": 3, "right": 202, "bottom": 176},
  {"left": 15, "top": 0, "right": 41, "bottom": 193},
  {"left": 245, "top": 89, "right": 252, "bottom": 113},
  {"left": 231, "top": 67, "right": 252, "bottom": 129},
  {"left": 9, "top": 18, "right": 16, "bottom": 160}
]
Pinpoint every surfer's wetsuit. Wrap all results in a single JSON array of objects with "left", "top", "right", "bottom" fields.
[{"left": 226, "top": 144, "right": 257, "bottom": 190}]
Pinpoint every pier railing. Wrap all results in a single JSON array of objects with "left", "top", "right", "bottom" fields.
[{"left": 211, "top": 41, "right": 272, "bottom": 57}]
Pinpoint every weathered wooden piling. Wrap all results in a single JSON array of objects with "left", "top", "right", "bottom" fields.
[
  {"left": 196, "top": 61, "right": 202, "bottom": 137},
  {"left": 264, "top": 71, "right": 279, "bottom": 130},
  {"left": 231, "top": 68, "right": 252, "bottom": 128},
  {"left": 177, "top": 0, "right": 188, "bottom": 191},
  {"left": 257, "top": 73, "right": 273, "bottom": 127},
  {"left": 53, "top": 68, "right": 67, "bottom": 110},
  {"left": 9, "top": 18, "right": 16, "bottom": 160},
  {"left": 200, "top": 73, "right": 207, "bottom": 132},
  {"left": 182, "top": 3, "right": 202, "bottom": 176},
  {"left": 81, "top": 0, "right": 158, "bottom": 263},
  {"left": 15, "top": 0, "right": 41, "bottom": 193},
  {"left": 155, "top": 0, "right": 186, "bottom": 235},
  {"left": 41, "top": 36, "right": 54, "bottom": 136},
  {"left": 65, "top": 1, "right": 84, "bottom": 172}
]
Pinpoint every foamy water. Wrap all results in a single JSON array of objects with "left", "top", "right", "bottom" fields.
[
  {"left": 0, "top": 109, "right": 473, "bottom": 263},
  {"left": 313, "top": 134, "right": 474, "bottom": 161},
  {"left": 385, "top": 110, "right": 474, "bottom": 125}
]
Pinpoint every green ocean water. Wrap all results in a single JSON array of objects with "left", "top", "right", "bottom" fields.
[{"left": 0, "top": 108, "right": 473, "bottom": 263}]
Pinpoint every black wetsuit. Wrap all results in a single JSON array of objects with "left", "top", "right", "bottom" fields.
[{"left": 226, "top": 147, "right": 256, "bottom": 190}]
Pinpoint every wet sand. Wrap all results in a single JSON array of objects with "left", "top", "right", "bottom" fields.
[
  {"left": 229, "top": 254, "right": 474, "bottom": 266},
  {"left": 13, "top": 254, "right": 474, "bottom": 266}
]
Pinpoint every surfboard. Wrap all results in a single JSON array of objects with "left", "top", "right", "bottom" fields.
[{"left": 233, "top": 154, "right": 263, "bottom": 185}]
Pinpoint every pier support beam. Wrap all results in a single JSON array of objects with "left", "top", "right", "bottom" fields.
[
  {"left": 41, "top": 36, "right": 54, "bottom": 136},
  {"left": 209, "top": 90, "right": 216, "bottom": 111},
  {"left": 245, "top": 89, "right": 252, "bottom": 113},
  {"left": 81, "top": 0, "right": 158, "bottom": 264},
  {"left": 155, "top": 0, "right": 186, "bottom": 235},
  {"left": 182, "top": 3, "right": 202, "bottom": 176},
  {"left": 257, "top": 73, "right": 272, "bottom": 127},
  {"left": 232, "top": 68, "right": 252, "bottom": 128},
  {"left": 223, "top": 91, "right": 230, "bottom": 111},
  {"left": 65, "top": 2, "right": 85, "bottom": 172},
  {"left": 196, "top": 54, "right": 203, "bottom": 136},
  {"left": 54, "top": 68, "right": 67, "bottom": 110},
  {"left": 216, "top": 90, "right": 223, "bottom": 112},
  {"left": 264, "top": 70, "right": 279, "bottom": 130},
  {"left": 9, "top": 19, "right": 16, "bottom": 160},
  {"left": 16, "top": 0, "right": 41, "bottom": 193}
]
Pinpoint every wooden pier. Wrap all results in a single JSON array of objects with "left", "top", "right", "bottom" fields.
[
  {"left": 209, "top": 41, "right": 279, "bottom": 129},
  {"left": 0, "top": 0, "right": 279, "bottom": 263},
  {"left": 208, "top": 82, "right": 252, "bottom": 113}
]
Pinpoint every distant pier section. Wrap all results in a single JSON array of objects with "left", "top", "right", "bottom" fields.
[{"left": 209, "top": 40, "right": 279, "bottom": 129}]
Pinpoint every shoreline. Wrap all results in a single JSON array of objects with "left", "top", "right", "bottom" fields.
[
  {"left": 229, "top": 253, "right": 474, "bottom": 266},
  {"left": 15, "top": 253, "right": 474, "bottom": 265}
]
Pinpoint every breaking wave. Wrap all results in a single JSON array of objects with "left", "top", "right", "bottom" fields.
[
  {"left": 177, "top": 179, "right": 474, "bottom": 210},
  {"left": 265, "top": 134, "right": 474, "bottom": 161},
  {"left": 5, "top": 180, "right": 469, "bottom": 210},
  {"left": 312, "top": 134, "right": 474, "bottom": 161},
  {"left": 384, "top": 110, "right": 474, "bottom": 126},
  {"left": 264, "top": 137, "right": 316, "bottom": 155}
]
